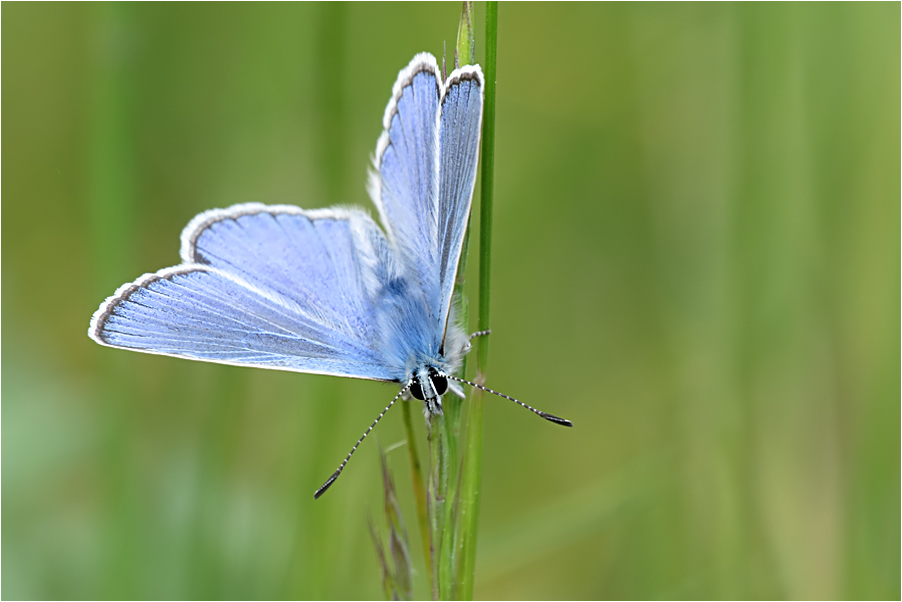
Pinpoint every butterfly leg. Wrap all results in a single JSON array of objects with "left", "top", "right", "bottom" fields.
[
  {"left": 468, "top": 329, "right": 491, "bottom": 341},
  {"left": 461, "top": 329, "right": 491, "bottom": 356},
  {"left": 448, "top": 382, "right": 467, "bottom": 399}
]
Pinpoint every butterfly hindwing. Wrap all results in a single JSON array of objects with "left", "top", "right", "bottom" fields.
[
  {"left": 182, "top": 203, "right": 375, "bottom": 335},
  {"left": 436, "top": 66, "right": 484, "bottom": 329}
]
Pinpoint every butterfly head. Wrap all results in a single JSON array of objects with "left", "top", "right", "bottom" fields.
[{"left": 409, "top": 366, "right": 448, "bottom": 415}]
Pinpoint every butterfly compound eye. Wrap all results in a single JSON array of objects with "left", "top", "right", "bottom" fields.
[
  {"left": 410, "top": 379, "right": 425, "bottom": 401},
  {"left": 430, "top": 370, "right": 448, "bottom": 396}
]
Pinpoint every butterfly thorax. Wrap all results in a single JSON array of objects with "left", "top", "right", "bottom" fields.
[
  {"left": 403, "top": 308, "right": 468, "bottom": 416},
  {"left": 371, "top": 260, "right": 467, "bottom": 388},
  {"left": 375, "top": 279, "right": 467, "bottom": 416}
]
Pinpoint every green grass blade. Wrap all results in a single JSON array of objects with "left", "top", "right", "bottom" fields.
[
  {"left": 427, "top": 413, "right": 449, "bottom": 599},
  {"left": 453, "top": 2, "right": 498, "bottom": 599},
  {"left": 400, "top": 397, "right": 432, "bottom": 594},
  {"left": 476, "top": 4, "right": 497, "bottom": 370}
]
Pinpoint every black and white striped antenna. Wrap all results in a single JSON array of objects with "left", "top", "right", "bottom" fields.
[
  {"left": 446, "top": 374, "right": 573, "bottom": 427},
  {"left": 314, "top": 382, "right": 411, "bottom": 499}
]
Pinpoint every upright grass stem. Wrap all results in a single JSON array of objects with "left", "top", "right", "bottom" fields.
[
  {"left": 400, "top": 397, "right": 431, "bottom": 592},
  {"left": 427, "top": 412, "right": 450, "bottom": 600},
  {"left": 452, "top": 3, "right": 498, "bottom": 599},
  {"left": 434, "top": 4, "right": 480, "bottom": 600}
]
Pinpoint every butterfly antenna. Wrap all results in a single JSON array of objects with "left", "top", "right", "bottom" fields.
[
  {"left": 314, "top": 382, "right": 411, "bottom": 499},
  {"left": 446, "top": 375, "right": 573, "bottom": 427}
]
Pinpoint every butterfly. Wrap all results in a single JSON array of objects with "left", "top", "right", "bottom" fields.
[{"left": 89, "top": 53, "right": 571, "bottom": 498}]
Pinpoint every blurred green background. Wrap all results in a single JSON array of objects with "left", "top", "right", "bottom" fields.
[{"left": 3, "top": 3, "right": 899, "bottom": 599}]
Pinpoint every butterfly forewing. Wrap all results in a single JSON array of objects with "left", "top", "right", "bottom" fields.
[{"left": 371, "top": 54, "right": 443, "bottom": 323}]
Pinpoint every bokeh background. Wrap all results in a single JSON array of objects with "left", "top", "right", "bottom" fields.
[{"left": 3, "top": 3, "right": 899, "bottom": 600}]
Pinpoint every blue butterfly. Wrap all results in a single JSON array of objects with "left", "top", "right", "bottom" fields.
[{"left": 89, "top": 53, "right": 571, "bottom": 498}]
